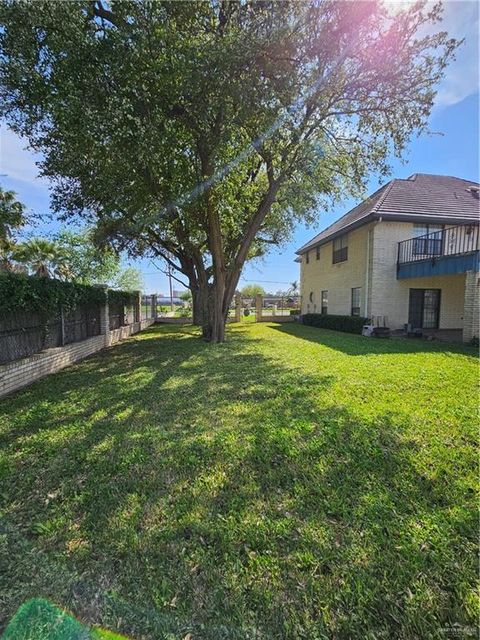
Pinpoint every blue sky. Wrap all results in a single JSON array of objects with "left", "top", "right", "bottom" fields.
[{"left": 1, "top": 1, "right": 478, "bottom": 295}]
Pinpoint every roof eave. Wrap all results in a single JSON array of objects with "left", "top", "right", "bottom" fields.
[
  {"left": 295, "top": 213, "right": 479, "bottom": 255},
  {"left": 295, "top": 213, "right": 376, "bottom": 255},
  {"left": 378, "top": 212, "right": 480, "bottom": 225}
]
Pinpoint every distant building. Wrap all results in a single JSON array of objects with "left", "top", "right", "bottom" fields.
[{"left": 157, "top": 296, "right": 185, "bottom": 306}]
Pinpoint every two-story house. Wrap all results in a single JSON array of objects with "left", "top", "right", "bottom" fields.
[{"left": 296, "top": 174, "right": 479, "bottom": 342}]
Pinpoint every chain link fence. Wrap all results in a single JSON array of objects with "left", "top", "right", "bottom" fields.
[
  {"left": 141, "top": 294, "right": 153, "bottom": 320},
  {"left": 0, "top": 304, "right": 101, "bottom": 365}
]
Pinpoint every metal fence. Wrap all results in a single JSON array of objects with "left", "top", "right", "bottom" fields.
[
  {"left": 141, "top": 294, "right": 153, "bottom": 320},
  {"left": 63, "top": 305, "right": 101, "bottom": 344},
  {"left": 108, "top": 301, "right": 125, "bottom": 330},
  {"left": 109, "top": 300, "right": 140, "bottom": 329},
  {"left": 398, "top": 224, "right": 479, "bottom": 265},
  {"left": 261, "top": 295, "right": 299, "bottom": 317},
  {"left": 0, "top": 303, "right": 101, "bottom": 365}
]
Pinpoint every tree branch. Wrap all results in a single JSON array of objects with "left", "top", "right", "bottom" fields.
[{"left": 91, "top": 1, "right": 122, "bottom": 28}]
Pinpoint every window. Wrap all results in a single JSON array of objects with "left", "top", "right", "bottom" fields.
[
  {"left": 333, "top": 234, "right": 348, "bottom": 263},
  {"left": 305, "top": 251, "right": 309, "bottom": 264},
  {"left": 309, "top": 291, "right": 314, "bottom": 303},
  {"left": 316, "top": 246, "right": 320, "bottom": 260},
  {"left": 321, "top": 290, "right": 328, "bottom": 315},
  {"left": 351, "top": 287, "right": 361, "bottom": 316},
  {"left": 412, "top": 224, "right": 443, "bottom": 256},
  {"left": 408, "top": 289, "right": 441, "bottom": 329}
]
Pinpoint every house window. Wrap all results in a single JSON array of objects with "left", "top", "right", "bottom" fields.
[
  {"left": 412, "top": 224, "right": 443, "bottom": 256},
  {"left": 321, "top": 290, "right": 328, "bottom": 315},
  {"left": 316, "top": 246, "right": 320, "bottom": 260},
  {"left": 305, "top": 251, "right": 309, "bottom": 264},
  {"left": 333, "top": 235, "right": 348, "bottom": 263},
  {"left": 351, "top": 288, "right": 361, "bottom": 316}
]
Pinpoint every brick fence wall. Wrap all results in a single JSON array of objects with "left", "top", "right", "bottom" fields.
[{"left": 0, "top": 309, "right": 155, "bottom": 399}]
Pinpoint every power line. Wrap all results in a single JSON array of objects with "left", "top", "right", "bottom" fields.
[
  {"left": 239, "top": 279, "right": 294, "bottom": 284},
  {"left": 136, "top": 273, "right": 296, "bottom": 283}
]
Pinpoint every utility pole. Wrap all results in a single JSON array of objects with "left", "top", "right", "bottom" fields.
[{"left": 168, "top": 264, "right": 174, "bottom": 312}]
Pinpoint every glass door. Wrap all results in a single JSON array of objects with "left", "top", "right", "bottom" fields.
[{"left": 408, "top": 289, "right": 441, "bottom": 329}]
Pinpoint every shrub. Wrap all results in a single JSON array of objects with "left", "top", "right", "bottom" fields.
[
  {"left": 289, "top": 308, "right": 301, "bottom": 316},
  {"left": 108, "top": 288, "right": 139, "bottom": 307},
  {"left": 0, "top": 271, "right": 107, "bottom": 315},
  {"left": 0, "top": 271, "right": 139, "bottom": 318},
  {"left": 301, "top": 313, "right": 368, "bottom": 334}
]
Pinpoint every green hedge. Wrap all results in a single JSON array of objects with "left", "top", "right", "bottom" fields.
[
  {"left": 108, "top": 289, "right": 139, "bottom": 307},
  {"left": 0, "top": 271, "right": 107, "bottom": 315},
  {"left": 302, "top": 313, "right": 368, "bottom": 334}
]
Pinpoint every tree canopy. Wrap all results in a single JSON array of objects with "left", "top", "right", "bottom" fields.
[
  {"left": 14, "top": 237, "right": 70, "bottom": 278},
  {"left": 0, "top": 0, "right": 458, "bottom": 340},
  {"left": 240, "top": 284, "right": 266, "bottom": 298},
  {"left": 114, "top": 265, "right": 144, "bottom": 292},
  {"left": 0, "top": 186, "right": 27, "bottom": 270},
  {"left": 53, "top": 228, "right": 144, "bottom": 288},
  {"left": 0, "top": 186, "right": 26, "bottom": 241},
  {"left": 53, "top": 228, "right": 122, "bottom": 285}
]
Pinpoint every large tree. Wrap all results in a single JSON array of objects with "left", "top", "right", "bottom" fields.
[
  {"left": 113, "top": 265, "right": 144, "bottom": 292},
  {"left": 0, "top": 1, "right": 458, "bottom": 341},
  {"left": 241, "top": 284, "right": 266, "bottom": 298},
  {"left": 54, "top": 227, "right": 143, "bottom": 289}
]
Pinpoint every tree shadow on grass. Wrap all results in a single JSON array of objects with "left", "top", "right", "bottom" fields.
[
  {"left": 270, "top": 322, "right": 478, "bottom": 358},
  {"left": 0, "top": 325, "right": 477, "bottom": 639}
]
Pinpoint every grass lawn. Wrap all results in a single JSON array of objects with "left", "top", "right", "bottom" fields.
[{"left": 0, "top": 323, "right": 477, "bottom": 639}]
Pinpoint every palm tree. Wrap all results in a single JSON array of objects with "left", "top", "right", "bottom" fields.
[
  {"left": 15, "top": 238, "right": 70, "bottom": 278},
  {"left": 289, "top": 280, "right": 299, "bottom": 296},
  {"left": 0, "top": 187, "right": 26, "bottom": 240},
  {"left": 0, "top": 237, "right": 19, "bottom": 272}
]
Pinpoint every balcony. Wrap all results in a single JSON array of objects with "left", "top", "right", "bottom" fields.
[{"left": 397, "top": 224, "right": 479, "bottom": 279}]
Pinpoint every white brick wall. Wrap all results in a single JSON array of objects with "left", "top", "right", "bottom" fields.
[
  {"left": 300, "top": 224, "right": 371, "bottom": 316},
  {"left": 370, "top": 222, "right": 467, "bottom": 330},
  {"left": 0, "top": 318, "right": 155, "bottom": 399},
  {"left": 300, "top": 220, "right": 474, "bottom": 336},
  {"left": 374, "top": 272, "right": 467, "bottom": 330}
]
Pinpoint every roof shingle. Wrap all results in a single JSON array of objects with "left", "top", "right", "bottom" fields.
[{"left": 297, "top": 173, "right": 480, "bottom": 254}]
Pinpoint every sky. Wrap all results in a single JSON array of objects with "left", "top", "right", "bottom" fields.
[{"left": 1, "top": 0, "right": 478, "bottom": 296}]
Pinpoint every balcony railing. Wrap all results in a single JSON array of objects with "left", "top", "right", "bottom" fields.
[{"left": 398, "top": 224, "right": 479, "bottom": 265}]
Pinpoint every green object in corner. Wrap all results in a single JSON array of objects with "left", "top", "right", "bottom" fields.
[{"left": 1, "top": 598, "right": 129, "bottom": 640}]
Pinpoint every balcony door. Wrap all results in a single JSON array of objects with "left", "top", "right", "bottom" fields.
[
  {"left": 408, "top": 289, "right": 441, "bottom": 329},
  {"left": 412, "top": 224, "right": 443, "bottom": 257}
]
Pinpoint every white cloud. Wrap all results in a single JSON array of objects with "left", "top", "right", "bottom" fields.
[
  {"left": 0, "top": 125, "right": 48, "bottom": 188},
  {"left": 384, "top": 1, "right": 478, "bottom": 107},
  {"left": 433, "top": 1, "right": 479, "bottom": 106}
]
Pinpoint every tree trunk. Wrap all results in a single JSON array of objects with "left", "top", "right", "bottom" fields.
[
  {"left": 191, "top": 287, "right": 203, "bottom": 326},
  {"left": 201, "top": 282, "right": 226, "bottom": 343},
  {"left": 198, "top": 157, "right": 281, "bottom": 343}
]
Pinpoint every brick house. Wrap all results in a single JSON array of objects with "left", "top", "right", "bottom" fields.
[{"left": 296, "top": 174, "right": 479, "bottom": 342}]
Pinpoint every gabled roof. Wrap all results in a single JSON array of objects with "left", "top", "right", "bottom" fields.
[{"left": 296, "top": 173, "right": 480, "bottom": 254}]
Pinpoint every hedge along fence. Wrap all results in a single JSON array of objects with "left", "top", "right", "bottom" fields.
[
  {"left": 301, "top": 313, "right": 369, "bottom": 335},
  {"left": 0, "top": 271, "right": 107, "bottom": 316},
  {"left": 0, "top": 272, "right": 139, "bottom": 364}
]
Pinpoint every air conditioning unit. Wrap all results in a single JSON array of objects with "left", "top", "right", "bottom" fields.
[{"left": 362, "top": 324, "right": 374, "bottom": 337}]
